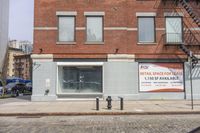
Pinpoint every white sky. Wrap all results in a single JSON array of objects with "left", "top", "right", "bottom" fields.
[{"left": 9, "top": 0, "right": 34, "bottom": 43}]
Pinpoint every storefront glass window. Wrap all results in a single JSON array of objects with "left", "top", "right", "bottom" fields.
[{"left": 58, "top": 66, "right": 102, "bottom": 93}]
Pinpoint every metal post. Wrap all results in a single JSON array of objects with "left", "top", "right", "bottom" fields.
[
  {"left": 119, "top": 97, "right": 124, "bottom": 110},
  {"left": 96, "top": 97, "right": 99, "bottom": 111},
  {"left": 190, "top": 58, "right": 194, "bottom": 110}
]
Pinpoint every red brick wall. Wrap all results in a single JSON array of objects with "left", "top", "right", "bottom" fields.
[{"left": 33, "top": 0, "right": 200, "bottom": 59}]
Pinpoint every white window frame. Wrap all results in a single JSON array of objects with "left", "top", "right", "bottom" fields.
[{"left": 56, "top": 62, "right": 104, "bottom": 95}]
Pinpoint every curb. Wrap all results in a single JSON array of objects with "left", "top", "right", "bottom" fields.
[{"left": 0, "top": 111, "right": 200, "bottom": 116}]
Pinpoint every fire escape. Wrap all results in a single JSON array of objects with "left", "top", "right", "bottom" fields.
[
  {"left": 178, "top": 0, "right": 200, "bottom": 68},
  {"left": 155, "top": 0, "right": 200, "bottom": 109},
  {"left": 156, "top": 0, "right": 200, "bottom": 68}
]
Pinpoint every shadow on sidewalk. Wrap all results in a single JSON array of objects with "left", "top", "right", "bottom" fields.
[{"left": 189, "top": 126, "right": 200, "bottom": 133}]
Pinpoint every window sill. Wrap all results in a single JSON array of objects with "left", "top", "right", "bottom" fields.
[
  {"left": 165, "top": 42, "right": 184, "bottom": 45},
  {"left": 56, "top": 42, "right": 76, "bottom": 45},
  {"left": 85, "top": 42, "right": 104, "bottom": 45},
  {"left": 137, "top": 42, "right": 157, "bottom": 45}
]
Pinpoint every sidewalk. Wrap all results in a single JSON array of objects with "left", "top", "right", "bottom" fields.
[{"left": 0, "top": 97, "right": 200, "bottom": 116}]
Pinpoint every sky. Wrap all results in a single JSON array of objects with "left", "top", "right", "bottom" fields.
[{"left": 9, "top": 0, "right": 34, "bottom": 43}]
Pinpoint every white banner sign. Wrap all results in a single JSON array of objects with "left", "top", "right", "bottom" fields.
[{"left": 139, "top": 63, "right": 184, "bottom": 92}]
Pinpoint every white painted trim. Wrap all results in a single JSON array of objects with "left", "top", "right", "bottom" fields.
[
  {"left": 32, "top": 54, "right": 54, "bottom": 62},
  {"left": 136, "top": 12, "right": 156, "bottom": 17},
  {"left": 56, "top": 65, "right": 59, "bottom": 97},
  {"left": 56, "top": 42, "right": 76, "bottom": 45},
  {"left": 34, "top": 26, "right": 136, "bottom": 31},
  {"left": 76, "top": 27, "right": 86, "bottom": 30},
  {"left": 31, "top": 54, "right": 53, "bottom": 59},
  {"left": 137, "top": 42, "right": 158, "bottom": 45},
  {"left": 108, "top": 54, "right": 135, "bottom": 58},
  {"left": 156, "top": 28, "right": 165, "bottom": 31},
  {"left": 34, "top": 27, "right": 57, "bottom": 30},
  {"left": 85, "top": 42, "right": 104, "bottom": 44},
  {"left": 32, "top": 59, "right": 53, "bottom": 62},
  {"left": 57, "top": 62, "right": 104, "bottom": 66},
  {"left": 102, "top": 64, "right": 105, "bottom": 95},
  {"left": 104, "top": 27, "right": 137, "bottom": 31},
  {"left": 56, "top": 11, "right": 77, "bottom": 16},
  {"left": 107, "top": 54, "right": 135, "bottom": 62},
  {"left": 34, "top": 27, "right": 176, "bottom": 31},
  {"left": 127, "top": 28, "right": 138, "bottom": 31},
  {"left": 84, "top": 12, "right": 105, "bottom": 16},
  {"left": 164, "top": 12, "right": 184, "bottom": 17}
]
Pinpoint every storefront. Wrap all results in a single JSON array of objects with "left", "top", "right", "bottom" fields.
[{"left": 31, "top": 55, "right": 200, "bottom": 101}]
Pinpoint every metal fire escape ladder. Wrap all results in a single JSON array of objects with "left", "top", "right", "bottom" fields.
[
  {"left": 159, "top": 0, "right": 200, "bottom": 68},
  {"left": 178, "top": 0, "right": 200, "bottom": 68},
  {"left": 179, "top": 0, "right": 200, "bottom": 27}
]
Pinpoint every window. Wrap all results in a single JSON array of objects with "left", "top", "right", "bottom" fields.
[
  {"left": 86, "top": 16, "right": 103, "bottom": 42},
  {"left": 166, "top": 17, "right": 182, "bottom": 43},
  {"left": 58, "top": 66, "right": 102, "bottom": 93},
  {"left": 58, "top": 16, "right": 75, "bottom": 42},
  {"left": 138, "top": 17, "right": 155, "bottom": 43}
]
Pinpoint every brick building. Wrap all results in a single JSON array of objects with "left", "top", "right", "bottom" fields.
[{"left": 32, "top": 0, "right": 200, "bottom": 101}]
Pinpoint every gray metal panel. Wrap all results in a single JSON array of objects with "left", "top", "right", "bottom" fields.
[
  {"left": 31, "top": 61, "right": 57, "bottom": 101},
  {"left": 185, "top": 62, "right": 200, "bottom": 99},
  {"left": 139, "top": 93, "right": 185, "bottom": 100},
  {"left": 103, "top": 62, "right": 139, "bottom": 95}
]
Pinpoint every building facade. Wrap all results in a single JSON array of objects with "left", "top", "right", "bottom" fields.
[
  {"left": 14, "top": 54, "right": 32, "bottom": 80},
  {"left": 9, "top": 40, "right": 33, "bottom": 54},
  {"left": 0, "top": 0, "right": 9, "bottom": 78},
  {"left": 7, "top": 47, "right": 24, "bottom": 78},
  {"left": 32, "top": 0, "right": 200, "bottom": 101}
]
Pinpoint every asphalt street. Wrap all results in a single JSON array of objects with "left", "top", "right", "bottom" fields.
[{"left": 0, "top": 115, "right": 200, "bottom": 133}]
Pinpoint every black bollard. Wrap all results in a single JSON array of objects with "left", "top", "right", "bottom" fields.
[
  {"left": 96, "top": 97, "right": 99, "bottom": 111},
  {"left": 119, "top": 97, "right": 124, "bottom": 110},
  {"left": 106, "top": 96, "right": 112, "bottom": 110}
]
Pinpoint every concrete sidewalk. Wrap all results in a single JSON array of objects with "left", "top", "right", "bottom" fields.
[{"left": 0, "top": 98, "right": 200, "bottom": 116}]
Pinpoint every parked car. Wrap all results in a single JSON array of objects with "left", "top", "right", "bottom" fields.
[
  {"left": 12, "top": 83, "right": 27, "bottom": 96},
  {"left": 25, "top": 82, "right": 32, "bottom": 92},
  {"left": 5, "top": 82, "right": 27, "bottom": 96},
  {"left": 5, "top": 82, "right": 17, "bottom": 94}
]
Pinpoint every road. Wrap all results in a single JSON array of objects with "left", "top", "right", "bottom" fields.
[{"left": 0, "top": 115, "right": 200, "bottom": 133}]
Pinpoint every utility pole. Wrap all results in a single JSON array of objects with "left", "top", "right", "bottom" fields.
[{"left": 189, "top": 57, "right": 194, "bottom": 110}]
